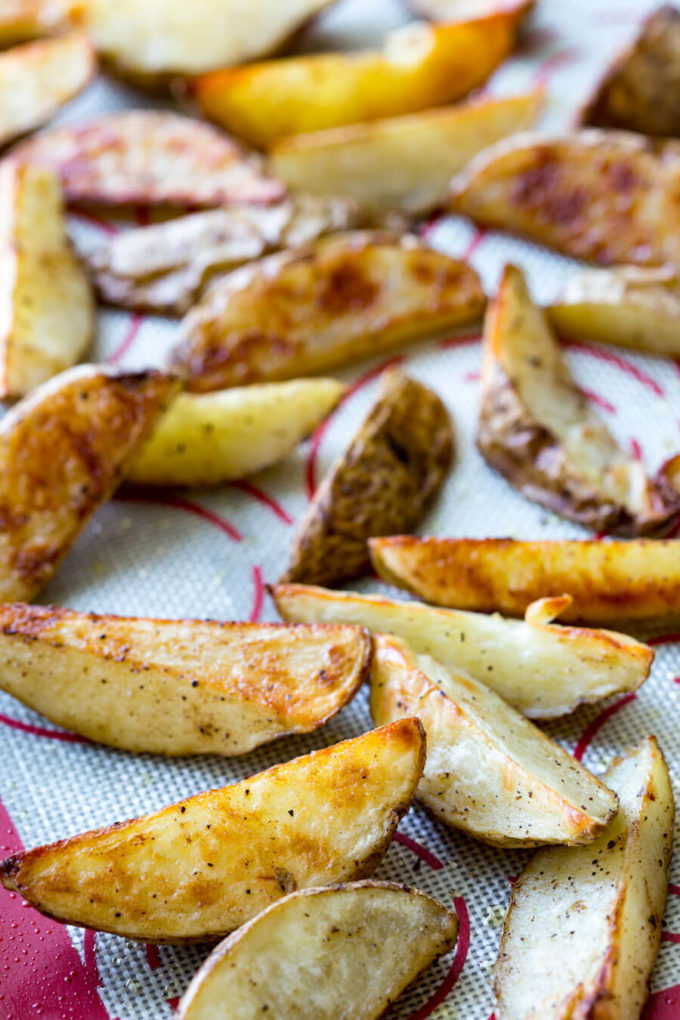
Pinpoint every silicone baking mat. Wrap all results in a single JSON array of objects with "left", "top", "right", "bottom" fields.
[{"left": 1, "top": 0, "right": 679, "bottom": 1017}]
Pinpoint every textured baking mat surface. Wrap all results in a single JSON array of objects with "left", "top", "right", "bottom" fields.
[{"left": 1, "top": 0, "right": 680, "bottom": 1017}]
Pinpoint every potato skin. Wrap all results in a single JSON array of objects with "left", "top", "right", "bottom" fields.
[
  {"left": 172, "top": 231, "right": 484, "bottom": 393},
  {"left": 582, "top": 5, "right": 680, "bottom": 137},
  {"left": 451, "top": 129, "right": 680, "bottom": 267},
  {"left": 282, "top": 370, "right": 453, "bottom": 587}
]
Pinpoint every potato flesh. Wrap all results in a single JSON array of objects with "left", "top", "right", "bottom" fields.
[
  {"left": 495, "top": 737, "right": 674, "bottom": 1020},
  {"left": 451, "top": 130, "right": 680, "bottom": 267},
  {"left": 178, "top": 883, "right": 459, "bottom": 1020},
  {"left": 269, "top": 92, "right": 542, "bottom": 216},
  {"left": 370, "top": 635, "right": 617, "bottom": 846},
  {"left": 86, "top": 196, "right": 362, "bottom": 314},
  {"left": 272, "top": 584, "right": 652, "bottom": 719},
  {"left": 0, "top": 719, "right": 425, "bottom": 942},
  {"left": 369, "top": 535, "right": 680, "bottom": 626},
  {"left": 547, "top": 265, "right": 680, "bottom": 356},
  {"left": 15, "top": 111, "right": 284, "bottom": 208},
  {"left": 0, "top": 604, "right": 370, "bottom": 754},
  {"left": 0, "top": 31, "right": 93, "bottom": 146},
  {"left": 172, "top": 232, "right": 485, "bottom": 392},
  {"left": 0, "top": 161, "right": 94, "bottom": 397},
  {"left": 410, "top": 0, "right": 533, "bottom": 22},
  {"left": 192, "top": 16, "right": 516, "bottom": 147},
  {"left": 126, "top": 379, "right": 345, "bottom": 487},
  {"left": 83, "top": 0, "right": 334, "bottom": 75},
  {"left": 0, "top": 0, "right": 74, "bottom": 45},
  {"left": 0, "top": 366, "right": 177, "bottom": 604}
]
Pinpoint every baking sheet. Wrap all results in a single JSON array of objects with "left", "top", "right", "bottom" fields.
[{"left": 1, "top": 1, "right": 679, "bottom": 1017}]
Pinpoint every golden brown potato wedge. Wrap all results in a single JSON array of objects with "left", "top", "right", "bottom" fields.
[
  {"left": 370, "top": 634, "right": 618, "bottom": 847},
  {"left": 0, "top": 719, "right": 425, "bottom": 942},
  {"left": 281, "top": 371, "right": 453, "bottom": 587},
  {"left": 409, "top": 0, "right": 533, "bottom": 24},
  {"left": 0, "top": 365, "right": 178, "bottom": 604},
  {"left": 14, "top": 111, "right": 284, "bottom": 208},
  {"left": 582, "top": 5, "right": 680, "bottom": 137},
  {"left": 450, "top": 129, "right": 680, "bottom": 267},
  {"left": 495, "top": 736, "right": 674, "bottom": 1020},
  {"left": 0, "top": 0, "right": 76, "bottom": 46},
  {"left": 369, "top": 536, "right": 680, "bottom": 627},
  {"left": 177, "top": 882, "right": 459, "bottom": 1020},
  {"left": 82, "top": 0, "right": 335, "bottom": 77},
  {"left": 171, "top": 231, "right": 485, "bottom": 392},
  {"left": 547, "top": 264, "right": 680, "bottom": 357},
  {"left": 86, "top": 195, "right": 363, "bottom": 315},
  {"left": 0, "top": 31, "right": 94, "bottom": 147},
  {"left": 0, "top": 603, "right": 370, "bottom": 754},
  {"left": 270, "top": 92, "right": 542, "bottom": 216},
  {"left": 271, "top": 584, "right": 652, "bottom": 720},
  {"left": 191, "top": 15, "right": 518, "bottom": 148},
  {"left": 0, "top": 160, "right": 94, "bottom": 398},
  {"left": 478, "top": 264, "right": 680, "bottom": 535},
  {"left": 126, "top": 379, "right": 345, "bottom": 487}
]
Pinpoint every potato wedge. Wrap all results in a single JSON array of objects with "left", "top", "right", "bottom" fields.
[
  {"left": 0, "top": 0, "right": 75, "bottom": 46},
  {"left": 177, "top": 882, "right": 459, "bottom": 1020},
  {"left": 281, "top": 371, "right": 453, "bottom": 587},
  {"left": 271, "top": 584, "right": 652, "bottom": 720},
  {"left": 82, "top": 0, "right": 335, "bottom": 77},
  {"left": 582, "top": 5, "right": 680, "bottom": 137},
  {"left": 126, "top": 379, "right": 345, "bottom": 487},
  {"left": 478, "top": 264, "right": 679, "bottom": 535},
  {"left": 14, "top": 111, "right": 284, "bottom": 208},
  {"left": 0, "top": 160, "right": 94, "bottom": 398},
  {"left": 86, "top": 195, "right": 363, "bottom": 315},
  {"left": 450, "top": 129, "right": 680, "bottom": 267},
  {"left": 0, "top": 718, "right": 425, "bottom": 942},
  {"left": 547, "top": 264, "right": 680, "bottom": 357},
  {"left": 270, "top": 92, "right": 542, "bottom": 216},
  {"left": 0, "top": 603, "right": 370, "bottom": 754},
  {"left": 0, "top": 31, "right": 94, "bottom": 147},
  {"left": 171, "top": 231, "right": 485, "bottom": 392},
  {"left": 191, "top": 15, "right": 517, "bottom": 148},
  {"left": 495, "top": 736, "right": 674, "bottom": 1020},
  {"left": 410, "top": 0, "right": 533, "bottom": 22},
  {"left": 370, "top": 634, "right": 618, "bottom": 847},
  {"left": 369, "top": 536, "right": 680, "bottom": 627},
  {"left": 0, "top": 365, "right": 178, "bottom": 604}
]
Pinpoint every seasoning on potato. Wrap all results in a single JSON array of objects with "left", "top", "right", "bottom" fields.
[{"left": 281, "top": 369, "right": 453, "bottom": 587}]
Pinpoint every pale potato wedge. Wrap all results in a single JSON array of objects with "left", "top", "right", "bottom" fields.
[
  {"left": 0, "top": 0, "right": 76, "bottom": 46},
  {"left": 14, "top": 111, "right": 284, "bottom": 208},
  {"left": 86, "top": 195, "right": 363, "bottom": 315},
  {"left": 191, "top": 15, "right": 518, "bottom": 148},
  {"left": 479, "top": 264, "right": 680, "bottom": 535},
  {"left": 0, "top": 603, "right": 370, "bottom": 754},
  {"left": 547, "top": 265, "right": 680, "bottom": 357},
  {"left": 0, "top": 365, "right": 178, "bottom": 604},
  {"left": 82, "top": 0, "right": 335, "bottom": 77},
  {"left": 126, "top": 379, "right": 345, "bottom": 487},
  {"left": 495, "top": 736, "right": 674, "bottom": 1020},
  {"left": 171, "top": 231, "right": 485, "bottom": 392},
  {"left": 0, "top": 31, "right": 94, "bottom": 147},
  {"left": 0, "top": 160, "right": 94, "bottom": 398},
  {"left": 282, "top": 371, "right": 453, "bottom": 587},
  {"left": 177, "top": 882, "right": 459, "bottom": 1020},
  {"left": 271, "top": 584, "right": 652, "bottom": 720},
  {"left": 450, "top": 130, "right": 680, "bottom": 267},
  {"left": 0, "top": 719, "right": 425, "bottom": 942},
  {"left": 369, "top": 536, "right": 680, "bottom": 627},
  {"left": 582, "top": 5, "right": 680, "bottom": 137},
  {"left": 270, "top": 92, "right": 542, "bottom": 216},
  {"left": 370, "top": 634, "right": 618, "bottom": 847},
  {"left": 409, "top": 0, "right": 533, "bottom": 24}
]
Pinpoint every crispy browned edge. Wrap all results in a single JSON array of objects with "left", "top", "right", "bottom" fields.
[
  {"left": 280, "top": 369, "right": 454, "bottom": 587},
  {"left": 0, "top": 718, "right": 426, "bottom": 942}
]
